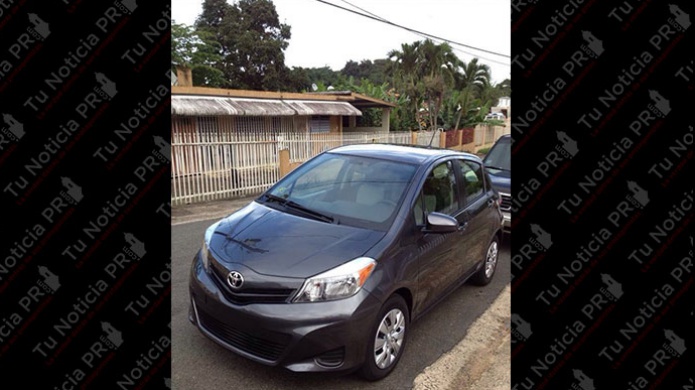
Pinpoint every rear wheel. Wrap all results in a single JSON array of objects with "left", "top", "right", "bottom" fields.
[
  {"left": 359, "top": 295, "right": 409, "bottom": 381},
  {"left": 470, "top": 237, "right": 499, "bottom": 286}
]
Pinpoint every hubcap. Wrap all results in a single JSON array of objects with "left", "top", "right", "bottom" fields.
[
  {"left": 373, "top": 308, "right": 406, "bottom": 369},
  {"left": 485, "top": 241, "right": 499, "bottom": 278}
]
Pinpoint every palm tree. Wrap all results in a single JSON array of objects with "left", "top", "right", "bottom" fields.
[
  {"left": 455, "top": 58, "right": 491, "bottom": 95},
  {"left": 388, "top": 40, "right": 493, "bottom": 131},
  {"left": 388, "top": 42, "right": 422, "bottom": 129},
  {"left": 479, "top": 81, "right": 501, "bottom": 108},
  {"left": 496, "top": 78, "right": 511, "bottom": 96},
  {"left": 449, "top": 87, "right": 477, "bottom": 130},
  {"left": 417, "top": 40, "right": 458, "bottom": 130}
]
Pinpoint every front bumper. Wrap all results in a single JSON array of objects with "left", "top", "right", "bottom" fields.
[
  {"left": 188, "top": 251, "right": 382, "bottom": 373},
  {"left": 498, "top": 192, "right": 511, "bottom": 233},
  {"left": 502, "top": 211, "right": 511, "bottom": 233}
]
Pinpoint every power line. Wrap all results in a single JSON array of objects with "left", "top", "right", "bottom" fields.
[
  {"left": 450, "top": 46, "right": 511, "bottom": 67},
  {"left": 338, "top": 0, "right": 386, "bottom": 21},
  {"left": 314, "top": 0, "right": 510, "bottom": 59},
  {"left": 337, "top": 0, "right": 510, "bottom": 67}
]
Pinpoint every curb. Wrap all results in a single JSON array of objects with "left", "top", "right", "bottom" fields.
[{"left": 413, "top": 285, "right": 511, "bottom": 390}]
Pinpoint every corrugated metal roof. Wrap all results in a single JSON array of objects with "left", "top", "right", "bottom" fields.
[
  {"left": 283, "top": 100, "right": 362, "bottom": 116},
  {"left": 230, "top": 98, "right": 297, "bottom": 116},
  {"left": 171, "top": 96, "right": 362, "bottom": 117},
  {"left": 170, "top": 96, "right": 240, "bottom": 116},
  {"left": 171, "top": 96, "right": 295, "bottom": 116}
]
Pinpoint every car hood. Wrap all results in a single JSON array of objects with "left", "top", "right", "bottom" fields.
[
  {"left": 487, "top": 169, "right": 511, "bottom": 194},
  {"left": 208, "top": 201, "right": 385, "bottom": 278}
]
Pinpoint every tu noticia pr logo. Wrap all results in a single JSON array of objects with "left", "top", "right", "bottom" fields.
[
  {"left": 27, "top": 13, "right": 51, "bottom": 41},
  {"left": 1, "top": 113, "right": 25, "bottom": 142},
  {"left": 529, "top": 224, "right": 553, "bottom": 251}
]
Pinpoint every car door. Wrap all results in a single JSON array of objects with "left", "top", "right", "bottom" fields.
[
  {"left": 413, "top": 159, "right": 472, "bottom": 312},
  {"left": 454, "top": 159, "right": 497, "bottom": 274}
]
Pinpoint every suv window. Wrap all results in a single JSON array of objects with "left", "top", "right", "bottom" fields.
[
  {"left": 415, "top": 161, "right": 459, "bottom": 221},
  {"left": 483, "top": 136, "right": 511, "bottom": 172},
  {"left": 457, "top": 160, "right": 485, "bottom": 204}
]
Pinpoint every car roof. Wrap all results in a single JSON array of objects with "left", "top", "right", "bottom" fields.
[{"left": 327, "top": 143, "right": 480, "bottom": 165}]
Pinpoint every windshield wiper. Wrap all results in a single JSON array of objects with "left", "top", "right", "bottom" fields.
[
  {"left": 262, "top": 193, "right": 289, "bottom": 204},
  {"left": 261, "top": 193, "right": 335, "bottom": 223},
  {"left": 284, "top": 200, "right": 335, "bottom": 223}
]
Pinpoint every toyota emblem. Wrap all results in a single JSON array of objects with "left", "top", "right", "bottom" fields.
[{"left": 227, "top": 271, "right": 244, "bottom": 289}]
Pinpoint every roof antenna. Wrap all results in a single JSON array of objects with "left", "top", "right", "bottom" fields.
[{"left": 427, "top": 128, "right": 442, "bottom": 148}]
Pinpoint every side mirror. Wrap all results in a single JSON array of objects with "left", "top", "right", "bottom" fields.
[{"left": 425, "top": 212, "right": 458, "bottom": 233}]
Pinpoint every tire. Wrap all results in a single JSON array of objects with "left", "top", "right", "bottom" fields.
[
  {"left": 358, "top": 295, "right": 409, "bottom": 381},
  {"left": 470, "top": 236, "right": 499, "bottom": 286}
]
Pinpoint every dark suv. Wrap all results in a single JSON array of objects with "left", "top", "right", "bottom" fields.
[
  {"left": 189, "top": 144, "right": 503, "bottom": 380},
  {"left": 483, "top": 134, "right": 511, "bottom": 233}
]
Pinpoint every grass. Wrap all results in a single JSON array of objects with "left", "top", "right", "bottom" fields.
[{"left": 476, "top": 147, "right": 491, "bottom": 156}]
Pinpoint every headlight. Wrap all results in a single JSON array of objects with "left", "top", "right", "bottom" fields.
[
  {"left": 200, "top": 221, "right": 222, "bottom": 272},
  {"left": 293, "top": 257, "right": 376, "bottom": 302},
  {"left": 200, "top": 240, "right": 210, "bottom": 271}
]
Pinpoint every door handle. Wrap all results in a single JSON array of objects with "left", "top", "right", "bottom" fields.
[{"left": 458, "top": 222, "right": 468, "bottom": 232}]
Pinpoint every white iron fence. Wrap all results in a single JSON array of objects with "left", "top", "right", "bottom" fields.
[
  {"left": 171, "top": 131, "right": 412, "bottom": 205},
  {"left": 413, "top": 130, "right": 443, "bottom": 146}
]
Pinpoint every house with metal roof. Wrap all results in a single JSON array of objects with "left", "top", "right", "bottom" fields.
[
  {"left": 169, "top": 71, "right": 398, "bottom": 204},
  {"left": 171, "top": 85, "right": 396, "bottom": 136}
]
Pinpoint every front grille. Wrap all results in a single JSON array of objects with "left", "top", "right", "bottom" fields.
[
  {"left": 210, "top": 264, "right": 296, "bottom": 304},
  {"left": 196, "top": 306, "right": 290, "bottom": 361},
  {"left": 500, "top": 193, "right": 511, "bottom": 211}
]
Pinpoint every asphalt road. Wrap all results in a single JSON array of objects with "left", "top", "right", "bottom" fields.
[{"left": 172, "top": 218, "right": 510, "bottom": 390}]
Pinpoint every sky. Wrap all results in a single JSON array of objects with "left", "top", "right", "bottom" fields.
[{"left": 171, "top": 0, "right": 510, "bottom": 83}]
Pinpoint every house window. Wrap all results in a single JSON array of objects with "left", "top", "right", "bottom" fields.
[
  {"left": 342, "top": 116, "right": 350, "bottom": 128},
  {"left": 271, "top": 117, "right": 295, "bottom": 134},
  {"left": 309, "top": 116, "right": 331, "bottom": 133}
]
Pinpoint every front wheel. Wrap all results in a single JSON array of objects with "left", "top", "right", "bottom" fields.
[
  {"left": 359, "top": 295, "right": 409, "bottom": 381},
  {"left": 470, "top": 236, "right": 499, "bottom": 286}
]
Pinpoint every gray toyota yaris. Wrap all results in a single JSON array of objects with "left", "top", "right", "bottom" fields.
[{"left": 190, "top": 144, "right": 503, "bottom": 380}]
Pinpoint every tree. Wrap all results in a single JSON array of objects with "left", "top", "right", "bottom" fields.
[
  {"left": 340, "top": 59, "right": 390, "bottom": 85},
  {"left": 196, "top": 0, "right": 291, "bottom": 90},
  {"left": 172, "top": 22, "right": 225, "bottom": 87},
  {"left": 388, "top": 42, "right": 423, "bottom": 130},
  {"left": 455, "top": 58, "right": 491, "bottom": 94},
  {"left": 286, "top": 66, "right": 311, "bottom": 91},
  {"left": 304, "top": 66, "right": 341, "bottom": 89},
  {"left": 479, "top": 81, "right": 501, "bottom": 108},
  {"left": 446, "top": 87, "right": 476, "bottom": 130},
  {"left": 496, "top": 78, "right": 511, "bottom": 97},
  {"left": 417, "top": 40, "right": 458, "bottom": 130},
  {"left": 341, "top": 60, "right": 362, "bottom": 80}
]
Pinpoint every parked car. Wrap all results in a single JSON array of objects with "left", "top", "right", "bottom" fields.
[
  {"left": 485, "top": 112, "right": 506, "bottom": 120},
  {"left": 482, "top": 134, "right": 511, "bottom": 233},
  {"left": 189, "top": 144, "right": 503, "bottom": 380}
]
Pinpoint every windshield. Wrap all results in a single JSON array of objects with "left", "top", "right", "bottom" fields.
[
  {"left": 262, "top": 152, "right": 417, "bottom": 230},
  {"left": 483, "top": 137, "right": 511, "bottom": 171}
]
